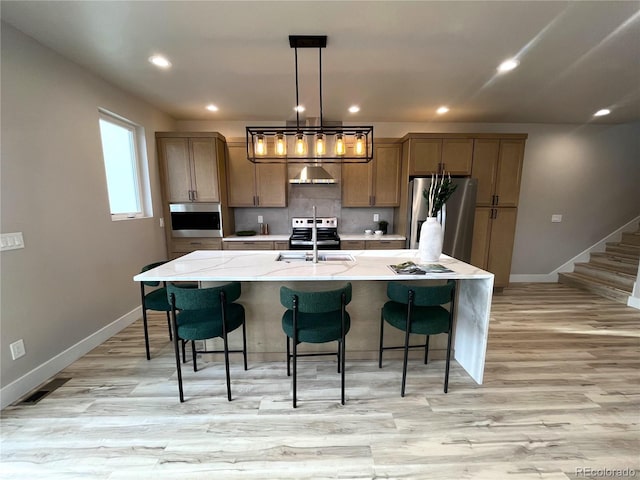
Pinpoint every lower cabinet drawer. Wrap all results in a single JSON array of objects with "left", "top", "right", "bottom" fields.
[
  {"left": 172, "top": 237, "right": 222, "bottom": 253},
  {"left": 274, "top": 241, "right": 289, "bottom": 250},
  {"left": 341, "top": 240, "right": 365, "bottom": 249},
  {"left": 223, "top": 241, "right": 274, "bottom": 250},
  {"left": 365, "top": 239, "right": 406, "bottom": 250}
]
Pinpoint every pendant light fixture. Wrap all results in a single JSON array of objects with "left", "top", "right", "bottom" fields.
[{"left": 246, "top": 35, "right": 374, "bottom": 164}]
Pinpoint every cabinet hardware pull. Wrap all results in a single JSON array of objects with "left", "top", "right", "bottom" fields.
[
  {"left": 190, "top": 242, "right": 202, "bottom": 245},
  {"left": 193, "top": 190, "right": 197, "bottom": 200},
  {"left": 256, "top": 196, "right": 260, "bottom": 206},
  {"left": 495, "top": 195, "right": 499, "bottom": 205}
]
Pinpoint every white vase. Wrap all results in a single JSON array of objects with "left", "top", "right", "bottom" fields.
[{"left": 418, "top": 217, "right": 444, "bottom": 263}]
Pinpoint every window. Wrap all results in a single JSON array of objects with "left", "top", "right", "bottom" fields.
[{"left": 98, "top": 110, "right": 151, "bottom": 220}]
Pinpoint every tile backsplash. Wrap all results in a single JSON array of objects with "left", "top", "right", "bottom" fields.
[{"left": 233, "top": 175, "right": 395, "bottom": 235}]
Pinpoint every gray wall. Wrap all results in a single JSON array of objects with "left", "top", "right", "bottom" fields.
[
  {"left": 1, "top": 24, "right": 175, "bottom": 391},
  {"left": 179, "top": 120, "right": 640, "bottom": 275}
]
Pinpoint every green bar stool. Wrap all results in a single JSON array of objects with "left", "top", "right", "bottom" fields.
[
  {"left": 280, "top": 283, "right": 352, "bottom": 408},
  {"left": 168, "top": 282, "right": 248, "bottom": 403},
  {"left": 139, "top": 261, "right": 174, "bottom": 360},
  {"left": 378, "top": 280, "right": 456, "bottom": 396}
]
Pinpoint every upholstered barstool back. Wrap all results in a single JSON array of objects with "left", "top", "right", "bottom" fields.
[
  {"left": 280, "top": 283, "right": 352, "bottom": 408},
  {"left": 379, "top": 280, "right": 456, "bottom": 396},
  {"left": 167, "top": 282, "right": 247, "bottom": 403}
]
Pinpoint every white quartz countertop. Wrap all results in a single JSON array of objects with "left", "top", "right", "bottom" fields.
[
  {"left": 223, "top": 234, "right": 405, "bottom": 242},
  {"left": 134, "top": 249, "right": 492, "bottom": 282},
  {"left": 339, "top": 234, "right": 406, "bottom": 241},
  {"left": 224, "top": 234, "right": 290, "bottom": 241}
]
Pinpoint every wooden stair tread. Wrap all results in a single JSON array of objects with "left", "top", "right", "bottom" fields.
[
  {"left": 588, "top": 257, "right": 639, "bottom": 275},
  {"left": 590, "top": 251, "right": 639, "bottom": 264},
  {"left": 558, "top": 272, "right": 631, "bottom": 304},
  {"left": 574, "top": 261, "right": 636, "bottom": 279}
]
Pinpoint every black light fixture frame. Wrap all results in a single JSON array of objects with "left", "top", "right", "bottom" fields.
[{"left": 246, "top": 35, "right": 374, "bottom": 164}]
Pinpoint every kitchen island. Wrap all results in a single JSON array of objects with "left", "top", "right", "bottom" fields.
[{"left": 134, "top": 249, "right": 494, "bottom": 384}]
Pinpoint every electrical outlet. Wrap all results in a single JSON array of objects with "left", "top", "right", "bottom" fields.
[
  {"left": 551, "top": 214, "right": 563, "bottom": 223},
  {"left": 159, "top": 217, "right": 165, "bottom": 228},
  {"left": 373, "top": 213, "right": 380, "bottom": 222},
  {"left": 258, "top": 215, "right": 264, "bottom": 224},
  {"left": 10, "top": 339, "right": 26, "bottom": 360}
]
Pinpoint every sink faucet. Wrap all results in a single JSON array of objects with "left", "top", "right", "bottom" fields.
[{"left": 312, "top": 205, "right": 318, "bottom": 263}]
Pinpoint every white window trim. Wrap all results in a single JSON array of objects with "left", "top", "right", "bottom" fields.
[{"left": 98, "top": 109, "right": 152, "bottom": 221}]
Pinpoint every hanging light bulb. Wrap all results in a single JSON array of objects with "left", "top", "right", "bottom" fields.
[
  {"left": 315, "top": 133, "right": 326, "bottom": 156},
  {"left": 256, "top": 134, "right": 267, "bottom": 156},
  {"left": 355, "top": 133, "right": 365, "bottom": 156},
  {"left": 275, "top": 133, "right": 287, "bottom": 156},
  {"left": 295, "top": 133, "right": 307, "bottom": 155},
  {"left": 335, "top": 134, "right": 346, "bottom": 155}
]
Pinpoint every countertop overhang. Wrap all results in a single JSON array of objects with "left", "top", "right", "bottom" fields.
[{"left": 134, "top": 249, "right": 492, "bottom": 282}]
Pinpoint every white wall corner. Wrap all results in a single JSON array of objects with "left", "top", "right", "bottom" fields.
[{"left": 0, "top": 307, "right": 141, "bottom": 410}]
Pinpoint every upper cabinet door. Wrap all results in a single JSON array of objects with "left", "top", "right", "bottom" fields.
[
  {"left": 190, "top": 138, "right": 220, "bottom": 203},
  {"left": 372, "top": 143, "right": 401, "bottom": 206},
  {"left": 158, "top": 137, "right": 192, "bottom": 203},
  {"left": 255, "top": 163, "right": 287, "bottom": 207},
  {"left": 471, "top": 139, "right": 500, "bottom": 206},
  {"left": 495, "top": 140, "right": 525, "bottom": 207},
  {"left": 407, "top": 138, "right": 441, "bottom": 175},
  {"left": 406, "top": 137, "right": 472, "bottom": 176},
  {"left": 441, "top": 139, "right": 473, "bottom": 175},
  {"left": 342, "top": 162, "right": 373, "bottom": 207},
  {"left": 226, "top": 143, "right": 257, "bottom": 207}
]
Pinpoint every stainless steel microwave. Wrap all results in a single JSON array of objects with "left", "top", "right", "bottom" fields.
[{"left": 169, "top": 203, "right": 223, "bottom": 238}]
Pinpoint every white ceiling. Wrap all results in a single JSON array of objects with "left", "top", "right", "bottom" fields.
[{"left": 2, "top": 1, "right": 639, "bottom": 125}]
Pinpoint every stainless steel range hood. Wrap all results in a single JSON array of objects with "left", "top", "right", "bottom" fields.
[
  {"left": 289, "top": 165, "right": 336, "bottom": 184},
  {"left": 287, "top": 118, "right": 338, "bottom": 184}
]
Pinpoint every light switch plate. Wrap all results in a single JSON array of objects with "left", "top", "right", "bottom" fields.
[
  {"left": 373, "top": 213, "right": 380, "bottom": 222},
  {"left": 551, "top": 214, "right": 563, "bottom": 223},
  {"left": 1, "top": 232, "right": 25, "bottom": 251},
  {"left": 10, "top": 339, "right": 26, "bottom": 360},
  {"left": 258, "top": 215, "right": 264, "bottom": 224}
]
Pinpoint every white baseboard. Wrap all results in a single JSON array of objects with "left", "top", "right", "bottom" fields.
[
  {"left": 510, "top": 215, "right": 640, "bottom": 284},
  {"left": 0, "top": 306, "right": 141, "bottom": 410},
  {"left": 628, "top": 296, "right": 640, "bottom": 310}
]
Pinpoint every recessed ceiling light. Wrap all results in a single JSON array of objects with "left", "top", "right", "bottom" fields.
[
  {"left": 593, "top": 108, "right": 611, "bottom": 117},
  {"left": 348, "top": 105, "right": 360, "bottom": 113},
  {"left": 294, "top": 105, "right": 305, "bottom": 113},
  {"left": 206, "top": 104, "right": 219, "bottom": 112},
  {"left": 497, "top": 58, "right": 519, "bottom": 73},
  {"left": 148, "top": 55, "right": 171, "bottom": 69},
  {"left": 436, "top": 106, "right": 450, "bottom": 115}
]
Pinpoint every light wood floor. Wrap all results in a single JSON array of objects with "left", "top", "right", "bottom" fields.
[{"left": 1, "top": 283, "right": 639, "bottom": 479}]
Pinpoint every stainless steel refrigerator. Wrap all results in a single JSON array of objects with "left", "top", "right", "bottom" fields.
[{"left": 406, "top": 177, "right": 478, "bottom": 263}]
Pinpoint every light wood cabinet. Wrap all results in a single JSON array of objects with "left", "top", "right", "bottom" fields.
[
  {"left": 470, "top": 207, "right": 518, "bottom": 288},
  {"left": 274, "top": 241, "right": 289, "bottom": 251},
  {"left": 223, "top": 241, "right": 274, "bottom": 250},
  {"left": 403, "top": 135, "right": 473, "bottom": 176},
  {"left": 170, "top": 237, "right": 222, "bottom": 259},
  {"left": 471, "top": 138, "right": 524, "bottom": 207},
  {"left": 341, "top": 240, "right": 366, "bottom": 249},
  {"left": 156, "top": 132, "right": 235, "bottom": 258},
  {"left": 226, "top": 141, "right": 287, "bottom": 207},
  {"left": 342, "top": 140, "right": 401, "bottom": 207},
  {"left": 365, "top": 239, "right": 405, "bottom": 250},
  {"left": 157, "top": 134, "right": 224, "bottom": 203}
]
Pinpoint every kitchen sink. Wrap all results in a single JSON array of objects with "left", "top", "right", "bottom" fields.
[{"left": 276, "top": 252, "right": 355, "bottom": 262}]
